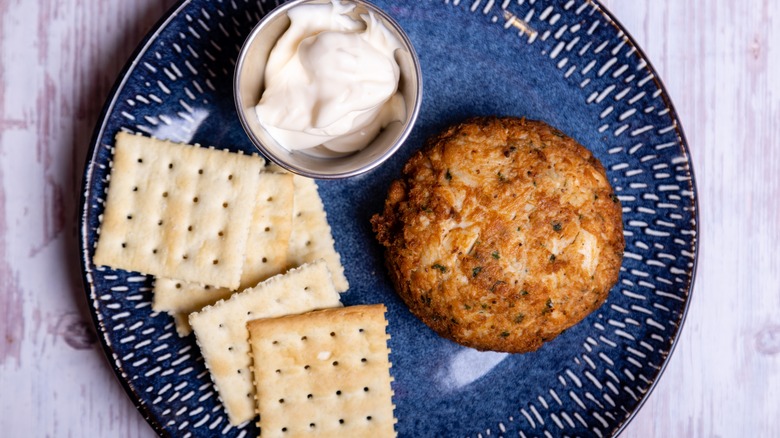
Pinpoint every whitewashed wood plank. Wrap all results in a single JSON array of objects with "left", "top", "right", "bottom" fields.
[
  {"left": 601, "top": 0, "right": 780, "bottom": 436},
  {"left": 0, "top": 0, "right": 176, "bottom": 436}
]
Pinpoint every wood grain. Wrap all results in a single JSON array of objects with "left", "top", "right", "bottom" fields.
[
  {"left": 600, "top": 0, "right": 780, "bottom": 436},
  {"left": 0, "top": 0, "right": 777, "bottom": 436},
  {"left": 0, "top": 0, "right": 178, "bottom": 436}
]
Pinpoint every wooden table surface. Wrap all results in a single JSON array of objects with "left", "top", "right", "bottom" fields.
[{"left": 1, "top": 0, "right": 777, "bottom": 436}]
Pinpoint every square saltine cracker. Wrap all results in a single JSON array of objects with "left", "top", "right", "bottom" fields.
[
  {"left": 93, "top": 132, "right": 264, "bottom": 289},
  {"left": 288, "top": 175, "right": 349, "bottom": 292},
  {"left": 153, "top": 171, "right": 294, "bottom": 319},
  {"left": 189, "top": 260, "right": 342, "bottom": 425},
  {"left": 248, "top": 304, "right": 395, "bottom": 437}
]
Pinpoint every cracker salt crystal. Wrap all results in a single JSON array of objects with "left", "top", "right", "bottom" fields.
[
  {"left": 189, "top": 260, "right": 342, "bottom": 425},
  {"left": 93, "top": 132, "right": 264, "bottom": 289},
  {"left": 247, "top": 304, "right": 395, "bottom": 438}
]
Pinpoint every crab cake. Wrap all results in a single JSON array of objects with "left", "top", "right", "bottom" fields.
[{"left": 371, "top": 117, "right": 624, "bottom": 353}]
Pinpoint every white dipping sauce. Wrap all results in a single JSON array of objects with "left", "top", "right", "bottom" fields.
[{"left": 255, "top": 1, "right": 406, "bottom": 155}]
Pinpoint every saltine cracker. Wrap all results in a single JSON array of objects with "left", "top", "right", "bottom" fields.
[
  {"left": 289, "top": 175, "right": 349, "bottom": 292},
  {"left": 94, "top": 132, "right": 264, "bottom": 289},
  {"left": 247, "top": 304, "right": 395, "bottom": 438},
  {"left": 153, "top": 171, "right": 294, "bottom": 316},
  {"left": 189, "top": 260, "right": 342, "bottom": 425}
]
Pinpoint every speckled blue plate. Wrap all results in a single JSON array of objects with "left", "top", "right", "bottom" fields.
[{"left": 79, "top": 1, "right": 698, "bottom": 436}]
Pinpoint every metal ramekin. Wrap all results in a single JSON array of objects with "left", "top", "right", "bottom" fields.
[{"left": 234, "top": 0, "right": 422, "bottom": 179}]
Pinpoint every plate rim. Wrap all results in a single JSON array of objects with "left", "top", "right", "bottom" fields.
[
  {"left": 78, "top": 0, "right": 192, "bottom": 436},
  {"left": 585, "top": 1, "right": 699, "bottom": 434},
  {"left": 77, "top": 1, "right": 700, "bottom": 436}
]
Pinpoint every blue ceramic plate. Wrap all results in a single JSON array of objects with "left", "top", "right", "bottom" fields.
[{"left": 79, "top": 1, "right": 698, "bottom": 436}]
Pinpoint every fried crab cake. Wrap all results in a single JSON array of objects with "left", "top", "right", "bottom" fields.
[{"left": 371, "top": 117, "right": 624, "bottom": 353}]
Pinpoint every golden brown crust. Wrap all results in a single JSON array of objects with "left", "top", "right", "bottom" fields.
[{"left": 371, "top": 117, "right": 624, "bottom": 353}]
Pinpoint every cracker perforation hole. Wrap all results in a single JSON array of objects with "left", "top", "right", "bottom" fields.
[
  {"left": 168, "top": 163, "right": 174, "bottom": 169},
  {"left": 158, "top": 220, "right": 163, "bottom": 226},
  {"left": 364, "top": 387, "right": 369, "bottom": 392},
  {"left": 281, "top": 427, "right": 287, "bottom": 433},
  {"left": 279, "top": 398, "right": 285, "bottom": 404},
  {"left": 305, "top": 240, "right": 311, "bottom": 246},
  {"left": 330, "top": 332, "right": 336, "bottom": 337},
  {"left": 275, "top": 369, "right": 281, "bottom": 374},
  {"left": 121, "top": 243, "right": 127, "bottom": 248},
  {"left": 262, "top": 257, "right": 267, "bottom": 263},
  {"left": 212, "top": 259, "right": 219, "bottom": 265},
  {"left": 339, "top": 419, "right": 344, "bottom": 425},
  {"left": 336, "top": 390, "right": 342, "bottom": 396},
  {"left": 162, "top": 191, "right": 168, "bottom": 198},
  {"left": 182, "top": 254, "right": 188, "bottom": 260},
  {"left": 304, "top": 286, "right": 310, "bottom": 291},
  {"left": 218, "top": 231, "right": 224, "bottom": 237},
  {"left": 307, "top": 394, "right": 313, "bottom": 399},
  {"left": 366, "top": 416, "right": 372, "bottom": 421},
  {"left": 187, "top": 225, "right": 193, "bottom": 232},
  {"left": 193, "top": 197, "right": 199, "bottom": 203},
  {"left": 228, "top": 174, "right": 233, "bottom": 180},
  {"left": 198, "top": 169, "right": 203, "bottom": 174},
  {"left": 359, "top": 328, "right": 365, "bottom": 333},
  {"left": 127, "top": 215, "right": 133, "bottom": 220},
  {"left": 222, "top": 202, "right": 229, "bottom": 208},
  {"left": 228, "top": 346, "right": 233, "bottom": 351},
  {"left": 137, "top": 158, "right": 143, "bottom": 163},
  {"left": 361, "top": 358, "right": 367, "bottom": 363},
  {"left": 204, "top": 285, "right": 210, "bottom": 290},
  {"left": 332, "top": 361, "right": 339, "bottom": 366},
  {"left": 152, "top": 249, "right": 158, "bottom": 254},
  {"left": 267, "top": 196, "right": 273, "bottom": 202},
  {"left": 309, "top": 423, "right": 315, "bottom": 428},
  {"left": 175, "top": 283, "right": 181, "bottom": 289},
  {"left": 264, "top": 227, "right": 271, "bottom": 232},
  {"left": 132, "top": 187, "right": 138, "bottom": 192},
  {"left": 301, "top": 336, "right": 307, "bottom": 341},
  {"left": 304, "top": 365, "right": 310, "bottom": 370}
]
